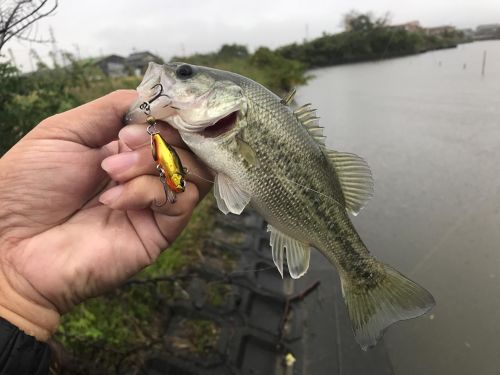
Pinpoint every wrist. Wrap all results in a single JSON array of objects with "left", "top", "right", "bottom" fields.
[{"left": 0, "top": 268, "right": 60, "bottom": 341}]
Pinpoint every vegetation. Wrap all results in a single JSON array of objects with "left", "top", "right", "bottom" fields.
[
  {"left": 0, "top": 0, "right": 58, "bottom": 53},
  {"left": 173, "top": 43, "right": 308, "bottom": 93},
  {"left": 0, "top": 55, "right": 141, "bottom": 155},
  {"left": 277, "top": 11, "right": 467, "bottom": 68}
]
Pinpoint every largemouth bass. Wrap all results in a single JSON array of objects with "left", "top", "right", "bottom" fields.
[{"left": 126, "top": 62, "right": 435, "bottom": 349}]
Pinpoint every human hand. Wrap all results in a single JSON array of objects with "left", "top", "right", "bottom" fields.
[{"left": 0, "top": 90, "right": 213, "bottom": 341}]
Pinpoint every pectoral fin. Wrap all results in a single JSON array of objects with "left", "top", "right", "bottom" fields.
[
  {"left": 267, "top": 225, "right": 310, "bottom": 279},
  {"left": 214, "top": 173, "right": 251, "bottom": 215}
]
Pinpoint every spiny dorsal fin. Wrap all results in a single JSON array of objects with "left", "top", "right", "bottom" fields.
[
  {"left": 280, "top": 88, "right": 297, "bottom": 105},
  {"left": 294, "top": 104, "right": 326, "bottom": 147},
  {"left": 325, "top": 150, "right": 374, "bottom": 215}
]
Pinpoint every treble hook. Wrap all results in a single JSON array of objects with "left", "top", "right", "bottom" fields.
[{"left": 153, "top": 171, "right": 169, "bottom": 207}]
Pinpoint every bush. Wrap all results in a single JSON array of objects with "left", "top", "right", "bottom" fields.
[{"left": 0, "top": 57, "right": 140, "bottom": 156}]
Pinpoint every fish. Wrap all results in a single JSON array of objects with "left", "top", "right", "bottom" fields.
[
  {"left": 126, "top": 62, "right": 435, "bottom": 350},
  {"left": 147, "top": 117, "right": 186, "bottom": 204}
]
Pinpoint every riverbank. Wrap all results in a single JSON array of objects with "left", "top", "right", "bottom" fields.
[{"left": 276, "top": 13, "right": 466, "bottom": 69}]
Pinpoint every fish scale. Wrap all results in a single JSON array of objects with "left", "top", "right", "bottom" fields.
[
  {"left": 127, "top": 62, "right": 436, "bottom": 350},
  {"left": 242, "top": 80, "right": 348, "bottom": 256}
]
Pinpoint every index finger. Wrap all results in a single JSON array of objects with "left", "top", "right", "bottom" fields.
[{"left": 35, "top": 90, "right": 137, "bottom": 148}]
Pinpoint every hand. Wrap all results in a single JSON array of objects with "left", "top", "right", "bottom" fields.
[{"left": 0, "top": 90, "right": 213, "bottom": 341}]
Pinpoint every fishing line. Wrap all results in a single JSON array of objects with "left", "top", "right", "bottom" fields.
[
  {"left": 186, "top": 170, "right": 344, "bottom": 210},
  {"left": 204, "top": 265, "right": 281, "bottom": 287},
  {"left": 228, "top": 265, "right": 276, "bottom": 276},
  {"left": 280, "top": 176, "right": 345, "bottom": 210},
  {"left": 380, "top": 28, "right": 396, "bottom": 60},
  {"left": 185, "top": 170, "right": 215, "bottom": 185}
]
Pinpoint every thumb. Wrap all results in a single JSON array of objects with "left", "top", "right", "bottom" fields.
[{"left": 35, "top": 90, "right": 138, "bottom": 148}]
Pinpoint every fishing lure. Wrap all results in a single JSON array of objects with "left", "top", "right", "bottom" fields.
[{"left": 144, "top": 113, "right": 187, "bottom": 205}]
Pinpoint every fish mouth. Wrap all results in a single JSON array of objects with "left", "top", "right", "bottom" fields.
[{"left": 200, "top": 111, "right": 238, "bottom": 138}]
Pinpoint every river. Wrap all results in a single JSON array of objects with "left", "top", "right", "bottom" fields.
[{"left": 296, "top": 40, "right": 500, "bottom": 375}]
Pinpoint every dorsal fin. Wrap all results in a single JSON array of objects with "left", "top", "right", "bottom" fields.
[
  {"left": 294, "top": 104, "right": 325, "bottom": 147},
  {"left": 325, "top": 150, "right": 374, "bottom": 215},
  {"left": 280, "top": 88, "right": 296, "bottom": 105}
]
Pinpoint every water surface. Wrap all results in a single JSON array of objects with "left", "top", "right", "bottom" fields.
[{"left": 296, "top": 40, "right": 500, "bottom": 375}]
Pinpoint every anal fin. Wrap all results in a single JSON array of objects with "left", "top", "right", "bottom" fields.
[{"left": 267, "top": 225, "right": 310, "bottom": 279}]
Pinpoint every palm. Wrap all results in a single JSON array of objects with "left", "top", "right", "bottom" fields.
[{"left": 6, "top": 140, "right": 161, "bottom": 310}]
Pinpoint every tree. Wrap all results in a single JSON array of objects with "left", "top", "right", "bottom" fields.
[
  {"left": 342, "top": 10, "right": 391, "bottom": 32},
  {"left": 0, "top": 0, "right": 58, "bottom": 53},
  {"left": 217, "top": 44, "right": 249, "bottom": 59}
]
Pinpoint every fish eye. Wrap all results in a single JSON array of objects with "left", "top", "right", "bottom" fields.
[
  {"left": 176, "top": 64, "right": 195, "bottom": 79},
  {"left": 180, "top": 179, "right": 185, "bottom": 188}
]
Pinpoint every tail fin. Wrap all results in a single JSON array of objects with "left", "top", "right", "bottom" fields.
[{"left": 340, "top": 263, "right": 435, "bottom": 350}]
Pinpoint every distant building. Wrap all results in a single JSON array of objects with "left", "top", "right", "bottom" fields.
[
  {"left": 127, "top": 51, "right": 164, "bottom": 76},
  {"left": 425, "top": 25, "right": 456, "bottom": 36},
  {"left": 390, "top": 21, "right": 422, "bottom": 33},
  {"left": 474, "top": 24, "right": 500, "bottom": 40},
  {"left": 94, "top": 55, "right": 127, "bottom": 77}
]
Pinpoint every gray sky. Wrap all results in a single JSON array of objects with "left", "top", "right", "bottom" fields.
[{"left": 5, "top": 0, "right": 500, "bottom": 70}]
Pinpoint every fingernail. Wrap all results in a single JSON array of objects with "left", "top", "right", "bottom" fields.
[
  {"left": 101, "top": 152, "right": 138, "bottom": 174},
  {"left": 119, "top": 126, "right": 149, "bottom": 148},
  {"left": 99, "top": 185, "right": 124, "bottom": 205}
]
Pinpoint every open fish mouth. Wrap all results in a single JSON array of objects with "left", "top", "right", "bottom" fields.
[
  {"left": 159, "top": 107, "right": 240, "bottom": 137},
  {"left": 200, "top": 111, "right": 238, "bottom": 138}
]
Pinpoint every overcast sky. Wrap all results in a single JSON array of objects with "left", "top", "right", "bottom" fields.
[{"left": 4, "top": 0, "right": 500, "bottom": 70}]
